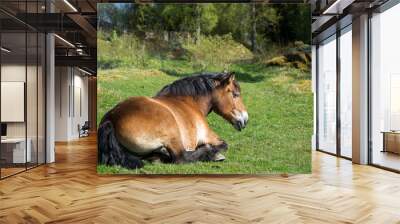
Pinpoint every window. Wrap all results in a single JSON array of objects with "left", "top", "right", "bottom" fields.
[
  {"left": 370, "top": 3, "right": 400, "bottom": 171},
  {"left": 317, "top": 35, "right": 337, "bottom": 154},
  {"left": 339, "top": 26, "right": 352, "bottom": 158},
  {"left": 0, "top": 2, "right": 46, "bottom": 179}
]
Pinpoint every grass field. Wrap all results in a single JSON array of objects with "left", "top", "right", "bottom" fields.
[{"left": 97, "top": 52, "right": 313, "bottom": 174}]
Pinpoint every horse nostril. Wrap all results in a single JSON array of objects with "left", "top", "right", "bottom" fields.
[
  {"left": 234, "top": 120, "right": 242, "bottom": 131},
  {"left": 241, "top": 111, "right": 249, "bottom": 126},
  {"left": 242, "top": 118, "right": 248, "bottom": 127},
  {"left": 240, "top": 120, "right": 246, "bottom": 129}
]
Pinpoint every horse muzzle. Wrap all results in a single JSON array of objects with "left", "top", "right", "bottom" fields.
[{"left": 232, "top": 111, "right": 249, "bottom": 131}]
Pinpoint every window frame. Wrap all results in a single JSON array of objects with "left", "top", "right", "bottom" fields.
[{"left": 315, "top": 22, "right": 353, "bottom": 160}]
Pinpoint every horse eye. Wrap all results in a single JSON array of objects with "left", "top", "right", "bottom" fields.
[{"left": 232, "top": 92, "right": 240, "bottom": 98}]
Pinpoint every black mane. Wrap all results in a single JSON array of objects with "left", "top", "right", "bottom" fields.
[{"left": 156, "top": 73, "right": 230, "bottom": 97}]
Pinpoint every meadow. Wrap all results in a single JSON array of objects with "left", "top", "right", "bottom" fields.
[{"left": 97, "top": 33, "right": 312, "bottom": 174}]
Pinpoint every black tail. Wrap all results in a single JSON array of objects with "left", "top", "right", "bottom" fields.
[{"left": 98, "top": 118, "right": 144, "bottom": 169}]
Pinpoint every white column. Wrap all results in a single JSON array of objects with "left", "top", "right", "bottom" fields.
[
  {"left": 54, "top": 67, "right": 74, "bottom": 141},
  {"left": 352, "top": 14, "right": 369, "bottom": 164},
  {"left": 312, "top": 45, "right": 317, "bottom": 150},
  {"left": 45, "top": 1, "right": 55, "bottom": 163},
  {"left": 46, "top": 33, "right": 55, "bottom": 163}
]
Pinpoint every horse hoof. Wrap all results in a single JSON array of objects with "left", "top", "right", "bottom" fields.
[
  {"left": 213, "top": 153, "right": 226, "bottom": 162},
  {"left": 151, "top": 158, "right": 162, "bottom": 164}
]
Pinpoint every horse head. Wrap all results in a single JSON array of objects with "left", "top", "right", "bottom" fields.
[{"left": 212, "top": 72, "right": 248, "bottom": 131}]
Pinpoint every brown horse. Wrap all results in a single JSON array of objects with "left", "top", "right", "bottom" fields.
[{"left": 98, "top": 72, "right": 248, "bottom": 169}]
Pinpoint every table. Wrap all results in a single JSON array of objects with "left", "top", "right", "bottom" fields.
[
  {"left": 1, "top": 138, "right": 31, "bottom": 164},
  {"left": 382, "top": 131, "right": 400, "bottom": 154}
]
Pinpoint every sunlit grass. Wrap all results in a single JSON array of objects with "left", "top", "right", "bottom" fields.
[{"left": 97, "top": 34, "right": 312, "bottom": 174}]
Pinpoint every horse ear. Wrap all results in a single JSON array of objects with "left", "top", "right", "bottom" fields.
[
  {"left": 228, "top": 72, "right": 235, "bottom": 83},
  {"left": 218, "top": 72, "right": 235, "bottom": 86}
]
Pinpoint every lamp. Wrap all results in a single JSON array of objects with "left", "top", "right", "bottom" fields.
[
  {"left": 322, "top": 0, "right": 355, "bottom": 15},
  {"left": 54, "top": 34, "right": 75, "bottom": 48},
  {"left": 78, "top": 67, "right": 93, "bottom": 76},
  {"left": 1, "top": 47, "right": 11, "bottom": 53},
  {"left": 63, "top": 0, "right": 78, "bottom": 12}
]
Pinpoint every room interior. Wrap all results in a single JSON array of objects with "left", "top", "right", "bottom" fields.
[
  {"left": 0, "top": 0, "right": 97, "bottom": 179},
  {"left": 0, "top": 30, "right": 46, "bottom": 177},
  {"left": 370, "top": 4, "right": 400, "bottom": 171},
  {"left": 0, "top": 0, "right": 399, "bottom": 222},
  {"left": 312, "top": 0, "right": 400, "bottom": 172}
]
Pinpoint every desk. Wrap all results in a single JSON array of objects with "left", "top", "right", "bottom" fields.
[
  {"left": 1, "top": 138, "right": 31, "bottom": 163},
  {"left": 382, "top": 131, "right": 400, "bottom": 154}
]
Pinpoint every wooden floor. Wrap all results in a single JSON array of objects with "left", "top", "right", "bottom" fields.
[
  {"left": 372, "top": 150, "right": 400, "bottom": 171},
  {"left": 1, "top": 136, "right": 400, "bottom": 223},
  {"left": 1, "top": 167, "right": 26, "bottom": 178}
]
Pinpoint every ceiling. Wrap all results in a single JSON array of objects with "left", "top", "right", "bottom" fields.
[
  {"left": 310, "top": 0, "right": 390, "bottom": 43},
  {"left": 0, "top": 0, "right": 99, "bottom": 74}
]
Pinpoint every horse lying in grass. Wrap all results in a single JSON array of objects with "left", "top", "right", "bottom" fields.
[{"left": 98, "top": 72, "right": 248, "bottom": 169}]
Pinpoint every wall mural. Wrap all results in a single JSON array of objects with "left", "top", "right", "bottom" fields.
[{"left": 97, "top": 3, "right": 312, "bottom": 174}]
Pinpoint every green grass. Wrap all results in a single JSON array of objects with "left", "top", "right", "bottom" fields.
[
  {"left": 97, "top": 33, "right": 312, "bottom": 174},
  {"left": 97, "top": 56, "right": 312, "bottom": 174}
]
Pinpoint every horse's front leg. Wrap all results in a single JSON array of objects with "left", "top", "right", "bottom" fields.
[
  {"left": 143, "top": 146, "right": 172, "bottom": 164},
  {"left": 179, "top": 144, "right": 218, "bottom": 163},
  {"left": 166, "top": 132, "right": 228, "bottom": 163},
  {"left": 163, "top": 140, "right": 216, "bottom": 164},
  {"left": 208, "top": 141, "right": 227, "bottom": 162},
  {"left": 175, "top": 142, "right": 227, "bottom": 163},
  {"left": 204, "top": 130, "right": 228, "bottom": 162}
]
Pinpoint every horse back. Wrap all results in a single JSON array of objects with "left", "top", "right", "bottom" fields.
[{"left": 108, "top": 96, "right": 202, "bottom": 156}]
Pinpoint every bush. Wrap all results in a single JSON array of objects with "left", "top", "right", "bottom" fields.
[
  {"left": 98, "top": 31, "right": 311, "bottom": 73},
  {"left": 98, "top": 31, "right": 150, "bottom": 69},
  {"left": 182, "top": 34, "right": 253, "bottom": 71},
  {"left": 264, "top": 41, "right": 311, "bottom": 72},
  {"left": 264, "top": 56, "right": 287, "bottom": 67}
]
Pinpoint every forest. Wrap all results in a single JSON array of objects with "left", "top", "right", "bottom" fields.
[{"left": 98, "top": 3, "right": 310, "bottom": 49}]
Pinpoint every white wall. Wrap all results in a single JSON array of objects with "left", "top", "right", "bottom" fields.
[
  {"left": 55, "top": 67, "right": 89, "bottom": 141},
  {"left": 72, "top": 72, "right": 89, "bottom": 138},
  {"left": 1, "top": 63, "right": 46, "bottom": 164},
  {"left": 1, "top": 82, "right": 25, "bottom": 122},
  {"left": 1, "top": 65, "right": 26, "bottom": 140},
  {"left": 55, "top": 67, "right": 70, "bottom": 141},
  {"left": 1, "top": 65, "right": 39, "bottom": 138}
]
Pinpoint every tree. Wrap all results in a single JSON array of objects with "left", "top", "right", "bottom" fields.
[
  {"left": 161, "top": 4, "right": 218, "bottom": 34},
  {"left": 213, "top": 4, "right": 279, "bottom": 51},
  {"left": 251, "top": 3, "right": 256, "bottom": 52},
  {"left": 213, "top": 4, "right": 252, "bottom": 44},
  {"left": 255, "top": 4, "right": 280, "bottom": 49},
  {"left": 98, "top": 3, "right": 311, "bottom": 50},
  {"left": 274, "top": 4, "right": 311, "bottom": 44},
  {"left": 98, "top": 4, "right": 120, "bottom": 32}
]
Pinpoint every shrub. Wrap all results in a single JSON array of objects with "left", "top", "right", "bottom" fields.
[
  {"left": 98, "top": 31, "right": 150, "bottom": 69},
  {"left": 264, "top": 41, "right": 311, "bottom": 72},
  {"left": 264, "top": 56, "right": 288, "bottom": 67},
  {"left": 98, "top": 31, "right": 311, "bottom": 73},
  {"left": 182, "top": 34, "right": 253, "bottom": 71}
]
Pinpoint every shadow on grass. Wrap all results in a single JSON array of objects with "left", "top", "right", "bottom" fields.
[
  {"left": 161, "top": 68, "right": 266, "bottom": 83},
  {"left": 234, "top": 71, "right": 265, "bottom": 83},
  {"left": 160, "top": 69, "right": 193, "bottom": 78}
]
